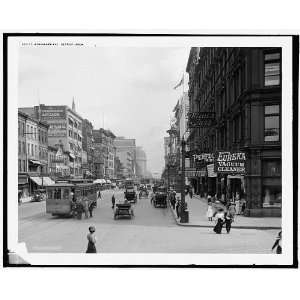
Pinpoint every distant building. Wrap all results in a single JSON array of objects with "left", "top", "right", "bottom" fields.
[
  {"left": 114, "top": 137, "right": 136, "bottom": 178},
  {"left": 92, "top": 128, "right": 116, "bottom": 179},
  {"left": 82, "top": 119, "right": 94, "bottom": 177},
  {"left": 135, "top": 146, "right": 147, "bottom": 178},
  {"left": 115, "top": 150, "right": 134, "bottom": 178}
]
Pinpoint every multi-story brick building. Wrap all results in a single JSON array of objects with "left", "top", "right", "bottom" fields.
[
  {"left": 186, "top": 47, "right": 282, "bottom": 217},
  {"left": 92, "top": 128, "right": 116, "bottom": 179},
  {"left": 18, "top": 110, "right": 50, "bottom": 198},
  {"left": 20, "top": 101, "right": 84, "bottom": 177},
  {"left": 82, "top": 119, "right": 95, "bottom": 177}
]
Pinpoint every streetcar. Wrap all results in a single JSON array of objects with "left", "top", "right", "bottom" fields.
[{"left": 46, "top": 182, "right": 99, "bottom": 217}]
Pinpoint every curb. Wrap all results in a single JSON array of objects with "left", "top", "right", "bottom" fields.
[{"left": 168, "top": 200, "right": 281, "bottom": 230}]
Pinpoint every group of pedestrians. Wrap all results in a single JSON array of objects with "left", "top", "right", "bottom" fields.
[
  {"left": 70, "top": 190, "right": 97, "bottom": 220},
  {"left": 213, "top": 208, "right": 233, "bottom": 234}
]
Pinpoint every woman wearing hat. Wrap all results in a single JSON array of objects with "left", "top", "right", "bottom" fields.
[{"left": 86, "top": 226, "right": 97, "bottom": 253}]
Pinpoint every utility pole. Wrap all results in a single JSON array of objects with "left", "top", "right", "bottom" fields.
[{"left": 180, "top": 139, "right": 188, "bottom": 223}]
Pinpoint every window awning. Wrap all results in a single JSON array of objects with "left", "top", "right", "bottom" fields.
[
  {"left": 93, "top": 179, "right": 106, "bottom": 184},
  {"left": 69, "top": 153, "right": 75, "bottom": 159},
  {"left": 228, "top": 175, "right": 244, "bottom": 179},
  {"left": 30, "top": 176, "right": 55, "bottom": 186},
  {"left": 29, "top": 160, "right": 42, "bottom": 165}
]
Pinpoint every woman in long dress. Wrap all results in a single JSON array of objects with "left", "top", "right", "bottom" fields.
[
  {"left": 206, "top": 203, "right": 214, "bottom": 221},
  {"left": 86, "top": 226, "right": 97, "bottom": 253},
  {"left": 213, "top": 209, "right": 225, "bottom": 234}
]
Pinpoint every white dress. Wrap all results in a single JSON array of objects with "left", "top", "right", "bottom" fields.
[{"left": 206, "top": 206, "right": 214, "bottom": 218}]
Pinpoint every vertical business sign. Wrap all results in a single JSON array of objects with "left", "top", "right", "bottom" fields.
[{"left": 214, "top": 151, "right": 246, "bottom": 174}]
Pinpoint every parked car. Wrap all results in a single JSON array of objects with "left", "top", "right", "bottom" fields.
[{"left": 32, "top": 189, "right": 46, "bottom": 202}]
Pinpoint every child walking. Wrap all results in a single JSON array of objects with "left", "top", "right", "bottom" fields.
[{"left": 206, "top": 203, "right": 214, "bottom": 221}]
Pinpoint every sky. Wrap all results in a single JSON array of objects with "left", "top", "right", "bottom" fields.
[{"left": 18, "top": 44, "right": 190, "bottom": 175}]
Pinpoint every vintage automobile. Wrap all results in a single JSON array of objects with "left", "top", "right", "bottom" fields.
[
  {"left": 153, "top": 186, "right": 168, "bottom": 208},
  {"left": 124, "top": 185, "right": 137, "bottom": 203},
  {"left": 114, "top": 203, "right": 134, "bottom": 219},
  {"left": 32, "top": 189, "right": 47, "bottom": 202},
  {"left": 139, "top": 187, "right": 149, "bottom": 199}
]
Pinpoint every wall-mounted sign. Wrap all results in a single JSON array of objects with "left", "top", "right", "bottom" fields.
[
  {"left": 48, "top": 122, "right": 67, "bottom": 137},
  {"left": 193, "top": 153, "right": 214, "bottom": 162},
  {"left": 187, "top": 112, "right": 215, "bottom": 128},
  {"left": 214, "top": 151, "right": 246, "bottom": 174},
  {"left": 207, "top": 163, "right": 217, "bottom": 177},
  {"left": 185, "top": 168, "right": 206, "bottom": 178},
  {"left": 40, "top": 106, "right": 66, "bottom": 120}
]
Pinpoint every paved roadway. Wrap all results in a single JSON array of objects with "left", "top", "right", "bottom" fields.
[{"left": 19, "top": 189, "right": 278, "bottom": 253}]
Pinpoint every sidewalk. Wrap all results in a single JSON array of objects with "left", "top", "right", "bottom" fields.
[{"left": 170, "top": 194, "right": 282, "bottom": 230}]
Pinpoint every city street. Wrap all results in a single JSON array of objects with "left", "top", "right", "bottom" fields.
[{"left": 19, "top": 189, "right": 278, "bottom": 253}]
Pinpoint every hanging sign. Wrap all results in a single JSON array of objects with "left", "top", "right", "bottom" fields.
[
  {"left": 214, "top": 151, "right": 246, "bottom": 174},
  {"left": 187, "top": 112, "right": 215, "bottom": 128}
]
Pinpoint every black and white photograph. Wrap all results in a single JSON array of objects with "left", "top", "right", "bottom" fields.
[{"left": 3, "top": 34, "right": 297, "bottom": 266}]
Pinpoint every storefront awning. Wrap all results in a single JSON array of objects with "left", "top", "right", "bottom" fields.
[
  {"left": 93, "top": 179, "right": 106, "bottom": 184},
  {"left": 29, "top": 160, "right": 42, "bottom": 165},
  {"left": 30, "top": 176, "right": 55, "bottom": 186},
  {"left": 228, "top": 175, "right": 244, "bottom": 179},
  {"left": 69, "top": 153, "right": 75, "bottom": 159}
]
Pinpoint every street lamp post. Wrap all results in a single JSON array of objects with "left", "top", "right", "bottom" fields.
[
  {"left": 167, "top": 164, "right": 170, "bottom": 191},
  {"left": 180, "top": 139, "right": 188, "bottom": 223}
]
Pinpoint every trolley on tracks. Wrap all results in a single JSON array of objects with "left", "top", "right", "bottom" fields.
[{"left": 46, "top": 182, "right": 99, "bottom": 217}]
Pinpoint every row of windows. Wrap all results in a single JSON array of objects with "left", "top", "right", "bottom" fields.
[
  {"left": 18, "top": 142, "right": 48, "bottom": 159},
  {"left": 48, "top": 154, "right": 69, "bottom": 165},
  {"left": 264, "top": 52, "right": 281, "bottom": 86},
  {"left": 18, "top": 122, "right": 48, "bottom": 144},
  {"left": 193, "top": 49, "right": 281, "bottom": 118},
  {"left": 69, "top": 142, "right": 82, "bottom": 153},
  {"left": 194, "top": 104, "right": 280, "bottom": 153},
  {"left": 68, "top": 129, "right": 82, "bottom": 141},
  {"left": 68, "top": 118, "right": 82, "bottom": 130},
  {"left": 18, "top": 159, "right": 26, "bottom": 172}
]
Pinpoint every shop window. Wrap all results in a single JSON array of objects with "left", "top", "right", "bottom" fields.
[
  {"left": 262, "top": 185, "right": 282, "bottom": 208},
  {"left": 263, "top": 160, "right": 281, "bottom": 177},
  {"left": 264, "top": 105, "right": 280, "bottom": 142},
  {"left": 264, "top": 52, "right": 281, "bottom": 86}
]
